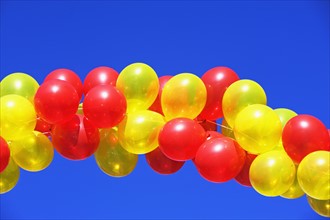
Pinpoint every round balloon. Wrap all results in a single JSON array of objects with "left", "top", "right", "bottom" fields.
[
  {"left": 34, "top": 117, "right": 52, "bottom": 136},
  {"left": 206, "top": 131, "right": 224, "bottom": 140},
  {"left": 235, "top": 153, "right": 257, "bottom": 187},
  {"left": 0, "top": 158, "right": 20, "bottom": 194},
  {"left": 281, "top": 168, "right": 305, "bottom": 199},
  {"left": 0, "top": 136, "right": 10, "bottom": 173},
  {"left": 149, "top": 75, "right": 172, "bottom": 115},
  {"left": 274, "top": 108, "right": 298, "bottom": 128},
  {"left": 307, "top": 196, "right": 330, "bottom": 217}
]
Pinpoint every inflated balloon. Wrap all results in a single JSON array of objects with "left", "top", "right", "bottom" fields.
[
  {"left": 206, "top": 131, "right": 224, "bottom": 140},
  {"left": 199, "top": 67, "right": 239, "bottom": 120},
  {"left": 149, "top": 75, "right": 172, "bottom": 115},
  {"left": 146, "top": 147, "right": 185, "bottom": 175},
  {"left": 0, "top": 94, "right": 36, "bottom": 141},
  {"left": 83, "top": 66, "right": 119, "bottom": 95},
  {"left": 222, "top": 79, "right": 267, "bottom": 128},
  {"left": 235, "top": 153, "right": 257, "bottom": 187},
  {"left": 282, "top": 115, "right": 330, "bottom": 164},
  {"left": 83, "top": 85, "right": 127, "bottom": 128},
  {"left": 234, "top": 104, "right": 282, "bottom": 154},
  {"left": 0, "top": 158, "right": 20, "bottom": 194},
  {"left": 281, "top": 167, "right": 305, "bottom": 199},
  {"left": 118, "top": 110, "right": 165, "bottom": 154},
  {"left": 307, "top": 196, "right": 330, "bottom": 217},
  {"left": 52, "top": 114, "right": 100, "bottom": 160},
  {"left": 116, "top": 63, "right": 159, "bottom": 113},
  {"left": 274, "top": 108, "right": 298, "bottom": 128},
  {"left": 34, "top": 79, "right": 80, "bottom": 124},
  {"left": 10, "top": 131, "right": 54, "bottom": 172},
  {"left": 0, "top": 72, "right": 39, "bottom": 103},
  {"left": 34, "top": 117, "right": 52, "bottom": 136},
  {"left": 250, "top": 150, "right": 296, "bottom": 197},
  {"left": 297, "top": 150, "right": 330, "bottom": 200},
  {"left": 44, "top": 68, "right": 83, "bottom": 98},
  {"left": 95, "top": 128, "right": 138, "bottom": 177},
  {"left": 194, "top": 137, "right": 246, "bottom": 183},
  {"left": 221, "top": 119, "right": 235, "bottom": 139},
  {"left": 161, "top": 73, "right": 207, "bottom": 121},
  {"left": 159, "top": 118, "right": 206, "bottom": 161},
  {"left": 0, "top": 136, "right": 10, "bottom": 173}
]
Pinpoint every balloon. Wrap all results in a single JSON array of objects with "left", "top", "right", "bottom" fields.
[
  {"left": 249, "top": 150, "right": 296, "bottom": 197},
  {"left": 52, "top": 114, "right": 100, "bottom": 160},
  {"left": 146, "top": 147, "right": 185, "bottom": 175},
  {"left": 161, "top": 73, "right": 206, "bottom": 121},
  {"left": 83, "top": 85, "right": 127, "bottom": 128},
  {"left": 274, "top": 108, "right": 298, "bottom": 128},
  {"left": 34, "top": 79, "right": 80, "bottom": 124},
  {"left": 10, "top": 131, "right": 54, "bottom": 172},
  {"left": 235, "top": 153, "right": 257, "bottom": 187},
  {"left": 159, "top": 118, "right": 206, "bottom": 161},
  {"left": 44, "top": 68, "right": 83, "bottom": 98},
  {"left": 118, "top": 110, "right": 165, "bottom": 154},
  {"left": 206, "top": 131, "right": 224, "bottom": 140},
  {"left": 221, "top": 119, "right": 235, "bottom": 139},
  {"left": 149, "top": 75, "right": 172, "bottom": 115},
  {"left": 199, "top": 67, "right": 239, "bottom": 120},
  {"left": 0, "top": 94, "right": 36, "bottom": 141},
  {"left": 83, "top": 66, "right": 119, "bottom": 95},
  {"left": 34, "top": 117, "right": 52, "bottom": 136},
  {"left": 0, "top": 136, "right": 10, "bottom": 173},
  {"left": 282, "top": 115, "right": 330, "bottom": 163},
  {"left": 307, "top": 196, "right": 330, "bottom": 217},
  {"left": 0, "top": 158, "right": 20, "bottom": 194},
  {"left": 297, "top": 150, "right": 330, "bottom": 200},
  {"left": 222, "top": 79, "right": 267, "bottom": 128},
  {"left": 116, "top": 63, "right": 159, "bottom": 113},
  {"left": 281, "top": 167, "right": 305, "bottom": 199},
  {"left": 94, "top": 128, "right": 138, "bottom": 177},
  {"left": 234, "top": 104, "right": 282, "bottom": 154},
  {"left": 0, "top": 72, "right": 39, "bottom": 103},
  {"left": 194, "top": 137, "right": 246, "bottom": 183}
]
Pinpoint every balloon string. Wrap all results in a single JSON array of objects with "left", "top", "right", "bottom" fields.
[{"left": 197, "top": 119, "right": 233, "bottom": 131}]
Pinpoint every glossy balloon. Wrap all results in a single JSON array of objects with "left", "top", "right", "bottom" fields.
[
  {"left": 34, "top": 117, "right": 52, "bottom": 136},
  {"left": 206, "top": 131, "right": 224, "bottom": 140},
  {"left": 149, "top": 75, "right": 172, "bottom": 115},
  {"left": 274, "top": 108, "right": 298, "bottom": 128},
  {"left": 281, "top": 168, "right": 305, "bottom": 199},
  {"left": 221, "top": 119, "right": 235, "bottom": 139},
  {"left": 0, "top": 158, "right": 20, "bottom": 194},
  {"left": 235, "top": 153, "right": 257, "bottom": 187},
  {"left": 161, "top": 73, "right": 207, "bottom": 121},
  {"left": 307, "top": 196, "right": 330, "bottom": 217},
  {"left": 0, "top": 137, "right": 10, "bottom": 173}
]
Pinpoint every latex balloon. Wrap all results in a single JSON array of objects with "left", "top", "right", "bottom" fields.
[
  {"left": 235, "top": 153, "right": 257, "bottom": 187},
  {"left": 95, "top": 128, "right": 138, "bottom": 177},
  {"left": 0, "top": 94, "right": 36, "bottom": 141},
  {"left": 161, "top": 73, "right": 207, "bottom": 121},
  {"left": 149, "top": 75, "right": 172, "bottom": 115},
  {"left": 194, "top": 137, "right": 246, "bottom": 183},
  {"left": 34, "top": 79, "right": 80, "bottom": 124},
  {"left": 222, "top": 79, "right": 267, "bottom": 128},
  {"left": 10, "top": 131, "right": 54, "bottom": 172},
  {"left": 274, "top": 108, "right": 298, "bottom": 128},
  {"left": 0, "top": 136, "right": 10, "bottom": 173},
  {"left": 44, "top": 68, "right": 83, "bottom": 98},
  {"left": 250, "top": 150, "right": 296, "bottom": 197},
  {"left": 0, "top": 158, "right": 20, "bottom": 194},
  {"left": 83, "top": 66, "right": 119, "bottom": 95},
  {"left": 116, "top": 63, "right": 159, "bottom": 113},
  {"left": 206, "top": 131, "right": 224, "bottom": 140},
  {"left": 281, "top": 167, "right": 305, "bottom": 199},
  {"left": 282, "top": 115, "right": 330, "bottom": 163},
  {"left": 0, "top": 72, "right": 39, "bottom": 103},
  {"left": 297, "top": 151, "right": 330, "bottom": 200},
  {"left": 83, "top": 85, "right": 127, "bottom": 128},
  {"left": 118, "top": 110, "right": 165, "bottom": 154},
  {"left": 146, "top": 147, "right": 185, "bottom": 175},
  {"left": 34, "top": 117, "right": 52, "bottom": 136},
  {"left": 52, "top": 114, "right": 100, "bottom": 160},
  {"left": 234, "top": 104, "right": 282, "bottom": 154},
  {"left": 159, "top": 118, "right": 207, "bottom": 161},
  {"left": 199, "top": 67, "right": 239, "bottom": 120},
  {"left": 307, "top": 196, "right": 330, "bottom": 217}
]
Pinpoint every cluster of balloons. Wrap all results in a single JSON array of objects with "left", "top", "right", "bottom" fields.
[{"left": 0, "top": 64, "right": 329, "bottom": 217}]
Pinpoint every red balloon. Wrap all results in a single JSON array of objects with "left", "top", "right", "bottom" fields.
[
  {"left": 0, "top": 136, "right": 10, "bottom": 173},
  {"left": 194, "top": 137, "right": 246, "bottom": 183},
  {"left": 282, "top": 114, "right": 330, "bottom": 164},
  {"left": 83, "top": 85, "right": 127, "bottom": 128},
  {"left": 145, "top": 147, "right": 185, "bottom": 175},
  {"left": 52, "top": 114, "right": 100, "bottom": 160},
  {"left": 45, "top": 68, "right": 83, "bottom": 98},
  {"left": 206, "top": 131, "right": 224, "bottom": 140},
  {"left": 35, "top": 117, "right": 52, "bottom": 136},
  {"left": 149, "top": 75, "right": 172, "bottom": 115},
  {"left": 34, "top": 79, "right": 80, "bottom": 124},
  {"left": 199, "top": 67, "right": 239, "bottom": 120},
  {"left": 159, "top": 118, "right": 206, "bottom": 161},
  {"left": 234, "top": 153, "right": 257, "bottom": 187},
  {"left": 83, "top": 66, "right": 119, "bottom": 95}
]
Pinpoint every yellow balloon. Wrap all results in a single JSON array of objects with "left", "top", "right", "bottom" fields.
[
  {"left": 10, "top": 131, "right": 54, "bottom": 172},
  {"left": 116, "top": 63, "right": 159, "bottom": 113},
  {"left": 250, "top": 150, "right": 296, "bottom": 197},
  {"left": 0, "top": 95, "right": 37, "bottom": 141},
  {"left": 234, "top": 104, "right": 282, "bottom": 154},
  {"left": 221, "top": 119, "right": 235, "bottom": 139},
  {"left": 0, "top": 157, "right": 20, "bottom": 194},
  {"left": 95, "top": 128, "right": 138, "bottom": 177},
  {"left": 222, "top": 79, "right": 267, "bottom": 128},
  {"left": 118, "top": 110, "right": 165, "bottom": 154},
  {"left": 274, "top": 108, "right": 297, "bottom": 128},
  {"left": 281, "top": 166, "right": 305, "bottom": 199},
  {"left": 297, "top": 151, "right": 330, "bottom": 200},
  {"left": 161, "top": 73, "right": 206, "bottom": 121},
  {"left": 0, "top": 72, "right": 39, "bottom": 103},
  {"left": 307, "top": 196, "right": 330, "bottom": 217}
]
